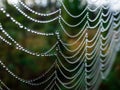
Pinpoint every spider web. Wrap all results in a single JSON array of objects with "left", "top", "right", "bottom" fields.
[{"left": 0, "top": 0, "right": 120, "bottom": 90}]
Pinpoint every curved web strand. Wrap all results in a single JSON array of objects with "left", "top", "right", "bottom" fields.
[
  {"left": 100, "top": 38, "right": 114, "bottom": 63},
  {"left": 56, "top": 62, "right": 85, "bottom": 86},
  {"left": 0, "top": 86, "right": 2, "bottom": 90},
  {"left": 101, "top": 43, "right": 117, "bottom": 79},
  {"left": 100, "top": 24, "right": 113, "bottom": 42},
  {"left": 0, "top": 8, "right": 55, "bottom": 36},
  {"left": 62, "top": 69, "right": 85, "bottom": 86},
  {"left": 86, "top": 50, "right": 100, "bottom": 70},
  {"left": 12, "top": 4, "right": 59, "bottom": 23},
  {"left": 100, "top": 34, "right": 117, "bottom": 79},
  {"left": 86, "top": 62, "right": 100, "bottom": 82},
  {"left": 85, "top": 55, "right": 100, "bottom": 78},
  {"left": 58, "top": 41, "right": 85, "bottom": 59},
  {"left": 100, "top": 32, "right": 113, "bottom": 47},
  {"left": 59, "top": 36, "right": 85, "bottom": 53},
  {"left": 56, "top": 54, "right": 84, "bottom": 73},
  {"left": 0, "top": 59, "right": 56, "bottom": 86},
  {"left": 113, "top": 15, "right": 120, "bottom": 29},
  {"left": 44, "top": 77, "right": 55, "bottom": 90},
  {"left": 0, "top": 79, "right": 10, "bottom": 90},
  {"left": 87, "top": 19, "right": 101, "bottom": 29},
  {"left": 87, "top": 25, "right": 101, "bottom": 43},
  {"left": 27, "top": 62, "right": 55, "bottom": 83},
  {"left": 59, "top": 20, "right": 88, "bottom": 38},
  {"left": 74, "top": 71, "right": 86, "bottom": 90},
  {"left": 100, "top": 36, "right": 115, "bottom": 62},
  {"left": 86, "top": 41, "right": 100, "bottom": 58},
  {"left": 0, "top": 35, "right": 11, "bottom": 45},
  {"left": 114, "top": 20, "right": 120, "bottom": 29},
  {"left": 101, "top": 15, "right": 113, "bottom": 32},
  {"left": 85, "top": 54, "right": 100, "bottom": 74},
  {"left": 87, "top": 8, "right": 102, "bottom": 23},
  {"left": 56, "top": 69, "right": 85, "bottom": 89},
  {"left": 59, "top": 28, "right": 87, "bottom": 46},
  {"left": 87, "top": 5, "right": 101, "bottom": 12},
  {"left": 86, "top": 34, "right": 100, "bottom": 49},
  {"left": 102, "top": 13, "right": 113, "bottom": 24},
  {"left": 59, "top": 0, "right": 88, "bottom": 18},
  {"left": 60, "top": 14, "right": 87, "bottom": 28},
  {"left": 85, "top": 52, "right": 101, "bottom": 89},
  {"left": 56, "top": 59, "right": 85, "bottom": 80},
  {"left": 85, "top": 26, "right": 101, "bottom": 90},
  {"left": 0, "top": 24, "right": 56, "bottom": 57},
  {"left": 57, "top": 48, "right": 86, "bottom": 64},
  {"left": 102, "top": 8, "right": 111, "bottom": 17},
  {"left": 100, "top": 39, "right": 114, "bottom": 58},
  {"left": 18, "top": 0, "right": 60, "bottom": 16}
]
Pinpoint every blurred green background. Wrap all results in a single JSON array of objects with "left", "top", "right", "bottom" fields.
[{"left": 0, "top": 0, "right": 120, "bottom": 90}]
